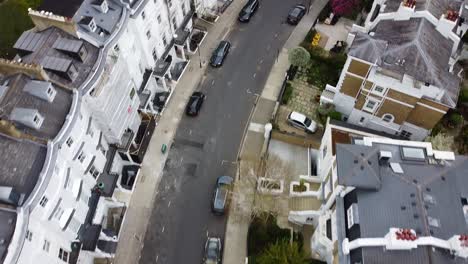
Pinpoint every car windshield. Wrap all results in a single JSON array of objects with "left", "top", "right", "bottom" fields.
[
  {"left": 304, "top": 117, "right": 312, "bottom": 127},
  {"left": 291, "top": 8, "right": 301, "bottom": 16},
  {"left": 207, "top": 241, "right": 218, "bottom": 259},
  {"left": 216, "top": 48, "right": 224, "bottom": 56}
]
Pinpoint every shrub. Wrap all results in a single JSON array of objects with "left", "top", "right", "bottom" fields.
[
  {"left": 247, "top": 214, "right": 291, "bottom": 257},
  {"left": 449, "top": 113, "right": 464, "bottom": 127},
  {"left": 288, "top": 47, "right": 311, "bottom": 68},
  {"left": 459, "top": 89, "right": 468, "bottom": 104},
  {"left": 328, "top": 111, "right": 342, "bottom": 121},
  {"left": 281, "top": 83, "right": 294, "bottom": 105}
]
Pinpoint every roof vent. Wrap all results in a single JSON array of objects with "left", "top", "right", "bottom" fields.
[
  {"left": 390, "top": 162, "right": 404, "bottom": 174},
  {"left": 379, "top": 150, "right": 392, "bottom": 165},
  {"left": 23, "top": 80, "right": 56, "bottom": 102},
  {"left": 428, "top": 216, "right": 440, "bottom": 228},
  {"left": 369, "top": 31, "right": 375, "bottom": 36},
  {"left": 423, "top": 193, "right": 436, "bottom": 205}
]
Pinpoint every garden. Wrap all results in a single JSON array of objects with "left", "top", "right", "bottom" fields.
[
  {"left": 0, "top": 0, "right": 42, "bottom": 58},
  {"left": 247, "top": 213, "right": 325, "bottom": 264}
]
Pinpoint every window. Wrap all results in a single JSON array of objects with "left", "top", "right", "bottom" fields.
[
  {"left": 33, "top": 115, "right": 40, "bottom": 124},
  {"left": 382, "top": 114, "right": 394, "bottom": 123},
  {"left": 113, "top": 44, "right": 120, "bottom": 52},
  {"left": 363, "top": 98, "right": 379, "bottom": 113},
  {"left": 322, "top": 145, "right": 327, "bottom": 159},
  {"left": 373, "top": 85, "right": 385, "bottom": 95},
  {"left": 89, "top": 165, "right": 100, "bottom": 178},
  {"left": 130, "top": 88, "right": 136, "bottom": 100},
  {"left": 43, "top": 239, "right": 50, "bottom": 252},
  {"left": 172, "top": 17, "right": 177, "bottom": 29},
  {"left": 400, "top": 130, "right": 413, "bottom": 139},
  {"left": 25, "top": 230, "right": 33, "bottom": 241},
  {"left": 54, "top": 207, "right": 64, "bottom": 220},
  {"left": 157, "top": 14, "right": 162, "bottom": 23},
  {"left": 346, "top": 204, "right": 359, "bottom": 229},
  {"left": 141, "top": 11, "right": 146, "bottom": 20},
  {"left": 167, "top": 0, "right": 172, "bottom": 7},
  {"left": 47, "top": 87, "right": 52, "bottom": 95},
  {"left": 152, "top": 48, "right": 158, "bottom": 61},
  {"left": 146, "top": 30, "right": 151, "bottom": 39},
  {"left": 162, "top": 35, "right": 167, "bottom": 46},
  {"left": 68, "top": 217, "right": 82, "bottom": 233},
  {"left": 359, "top": 117, "right": 365, "bottom": 123},
  {"left": 58, "top": 248, "right": 69, "bottom": 262},
  {"left": 39, "top": 196, "right": 48, "bottom": 207},
  {"left": 66, "top": 137, "right": 73, "bottom": 147},
  {"left": 77, "top": 151, "right": 86, "bottom": 163}
]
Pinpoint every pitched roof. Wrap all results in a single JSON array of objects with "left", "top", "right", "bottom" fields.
[
  {"left": 349, "top": 18, "right": 461, "bottom": 107},
  {"left": 382, "top": 0, "right": 463, "bottom": 19}
]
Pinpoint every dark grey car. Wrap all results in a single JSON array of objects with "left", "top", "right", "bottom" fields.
[
  {"left": 185, "top": 91, "right": 206, "bottom": 116},
  {"left": 211, "top": 176, "right": 234, "bottom": 215},
  {"left": 287, "top": 4, "right": 306, "bottom": 25},
  {"left": 203, "top": 237, "right": 222, "bottom": 264},
  {"left": 210, "top": 41, "right": 231, "bottom": 67},
  {"left": 238, "top": 0, "right": 259, "bottom": 22}
]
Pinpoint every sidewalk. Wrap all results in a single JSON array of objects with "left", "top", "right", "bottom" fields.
[
  {"left": 222, "top": 0, "right": 329, "bottom": 263},
  {"left": 113, "top": 2, "right": 246, "bottom": 263}
]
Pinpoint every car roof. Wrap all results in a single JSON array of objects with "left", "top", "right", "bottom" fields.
[
  {"left": 217, "top": 175, "right": 233, "bottom": 185},
  {"left": 290, "top": 111, "right": 307, "bottom": 122},
  {"left": 214, "top": 187, "right": 228, "bottom": 209}
]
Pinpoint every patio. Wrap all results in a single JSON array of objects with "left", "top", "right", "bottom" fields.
[{"left": 314, "top": 18, "right": 354, "bottom": 51}]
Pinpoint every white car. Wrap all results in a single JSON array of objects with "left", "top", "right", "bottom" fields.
[{"left": 287, "top": 111, "right": 317, "bottom": 133}]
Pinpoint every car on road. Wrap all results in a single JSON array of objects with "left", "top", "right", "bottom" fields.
[
  {"left": 185, "top": 92, "right": 206, "bottom": 116},
  {"left": 287, "top": 4, "right": 306, "bottom": 25},
  {"left": 203, "top": 237, "right": 222, "bottom": 264},
  {"left": 212, "top": 176, "right": 233, "bottom": 215},
  {"left": 210, "top": 41, "right": 231, "bottom": 67},
  {"left": 287, "top": 111, "right": 317, "bottom": 133},
  {"left": 238, "top": 0, "right": 259, "bottom": 22}
]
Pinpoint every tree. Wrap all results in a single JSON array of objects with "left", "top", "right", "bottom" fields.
[
  {"left": 288, "top": 47, "right": 310, "bottom": 68},
  {"left": 426, "top": 133, "right": 455, "bottom": 152},
  {"left": 256, "top": 240, "right": 309, "bottom": 264},
  {"left": 230, "top": 154, "right": 294, "bottom": 224},
  {"left": 331, "top": 0, "right": 360, "bottom": 16}
]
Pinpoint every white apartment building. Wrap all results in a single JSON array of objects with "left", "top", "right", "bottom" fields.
[
  {"left": 321, "top": 0, "right": 468, "bottom": 140},
  {"left": 0, "top": 0, "right": 195, "bottom": 263}
]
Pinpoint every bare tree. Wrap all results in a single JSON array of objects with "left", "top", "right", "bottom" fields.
[
  {"left": 426, "top": 133, "right": 455, "bottom": 152},
  {"left": 230, "top": 154, "right": 294, "bottom": 224}
]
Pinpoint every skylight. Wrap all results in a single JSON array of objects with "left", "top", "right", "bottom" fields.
[{"left": 401, "top": 147, "right": 426, "bottom": 161}]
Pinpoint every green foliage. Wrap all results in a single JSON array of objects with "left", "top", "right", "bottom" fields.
[
  {"left": 288, "top": 47, "right": 311, "bottom": 68},
  {"left": 282, "top": 83, "right": 294, "bottom": 105},
  {"left": 305, "top": 49, "right": 346, "bottom": 90},
  {"left": 456, "top": 125, "right": 468, "bottom": 154},
  {"left": 302, "top": 28, "right": 317, "bottom": 48},
  {"left": 0, "top": 0, "right": 42, "bottom": 59},
  {"left": 256, "top": 240, "right": 309, "bottom": 264},
  {"left": 248, "top": 214, "right": 291, "bottom": 257},
  {"left": 449, "top": 113, "right": 464, "bottom": 127},
  {"left": 328, "top": 111, "right": 342, "bottom": 121},
  {"left": 459, "top": 89, "right": 468, "bottom": 104}
]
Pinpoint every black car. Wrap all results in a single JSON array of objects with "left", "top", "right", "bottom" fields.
[
  {"left": 238, "top": 0, "right": 259, "bottom": 22},
  {"left": 287, "top": 4, "right": 306, "bottom": 25},
  {"left": 185, "top": 92, "right": 206, "bottom": 116},
  {"left": 203, "top": 237, "right": 222, "bottom": 264},
  {"left": 210, "top": 41, "right": 231, "bottom": 67},
  {"left": 212, "top": 176, "right": 233, "bottom": 215}
]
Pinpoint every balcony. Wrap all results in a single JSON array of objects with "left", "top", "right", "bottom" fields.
[
  {"left": 96, "top": 146, "right": 119, "bottom": 197},
  {"left": 129, "top": 114, "right": 156, "bottom": 163},
  {"left": 121, "top": 165, "right": 139, "bottom": 191},
  {"left": 78, "top": 190, "right": 102, "bottom": 251},
  {"left": 154, "top": 55, "right": 173, "bottom": 77}
]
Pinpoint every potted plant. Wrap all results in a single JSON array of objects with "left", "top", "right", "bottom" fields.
[{"left": 293, "top": 179, "right": 307, "bottom": 192}]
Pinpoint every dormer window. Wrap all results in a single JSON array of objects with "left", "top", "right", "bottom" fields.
[
  {"left": 10, "top": 108, "right": 44, "bottom": 129},
  {"left": 24, "top": 80, "right": 56, "bottom": 102},
  {"left": 67, "top": 64, "right": 78, "bottom": 81},
  {"left": 80, "top": 17, "right": 97, "bottom": 32},
  {"left": 100, "top": 0, "right": 109, "bottom": 13},
  {"left": 33, "top": 115, "right": 40, "bottom": 124},
  {"left": 89, "top": 20, "right": 97, "bottom": 32},
  {"left": 142, "top": 11, "right": 146, "bottom": 20}
]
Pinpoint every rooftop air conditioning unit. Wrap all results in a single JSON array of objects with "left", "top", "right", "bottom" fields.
[{"left": 379, "top": 150, "right": 392, "bottom": 165}]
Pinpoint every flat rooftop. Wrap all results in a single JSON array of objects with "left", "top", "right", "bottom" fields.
[{"left": 336, "top": 141, "right": 468, "bottom": 264}]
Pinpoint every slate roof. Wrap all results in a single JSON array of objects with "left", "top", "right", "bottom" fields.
[
  {"left": 0, "top": 74, "right": 72, "bottom": 139},
  {"left": 349, "top": 18, "right": 461, "bottom": 107},
  {"left": 16, "top": 27, "right": 99, "bottom": 89},
  {"left": 0, "top": 209, "right": 16, "bottom": 263},
  {"left": 337, "top": 142, "right": 468, "bottom": 264},
  {"left": 382, "top": 0, "right": 463, "bottom": 20},
  {"left": 39, "top": 0, "right": 86, "bottom": 18}
]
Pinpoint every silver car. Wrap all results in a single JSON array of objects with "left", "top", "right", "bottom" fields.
[
  {"left": 211, "top": 176, "right": 233, "bottom": 215},
  {"left": 287, "top": 111, "right": 317, "bottom": 133},
  {"left": 203, "top": 237, "right": 222, "bottom": 264}
]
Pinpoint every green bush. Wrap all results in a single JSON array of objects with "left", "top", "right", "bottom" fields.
[
  {"left": 282, "top": 83, "right": 294, "bottom": 105},
  {"left": 459, "top": 89, "right": 468, "bottom": 104},
  {"left": 449, "top": 113, "right": 464, "bottom": 127},
  {"left": 248, "top": 214, "right": 291, "bottom": 257},
  {"left": 328, "top": 111, "right": 342, "bottom": 121}
]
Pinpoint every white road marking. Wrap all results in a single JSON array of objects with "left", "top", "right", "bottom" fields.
[
  {"left": 189, "top": 129, "right": 192, "bottom": 135},
  {"left": 211, "top": 80, "right": 215, "bottom": 85},
  {"left": 248, "top": 122, "right": 266, "bottom": 133},
  {"left": 227, "top": 81, "right": 232, "bottom": 86},
  {"left": 156, "top": 255, "right": 159, "bottom": 263},
  {"left": 162, "top": 226, "right": 165, "bottom": 233},
  {"left": 222, "top": 27, "right": 231, "bottom": 40},
  {"left": 168, "top": 201, "right": 171, "bottom": 207},
  {"left": 206, "top": 231, "right": 209, "bottom": 237},
  {"left": 246, "top": 89, "right": 252, "bottom": 94},
  {"left": 259, "top": 59, "right": 263, "bottom": 64},
  {"left": 253, "top": 73, "right": 256, "bottom": 78}
]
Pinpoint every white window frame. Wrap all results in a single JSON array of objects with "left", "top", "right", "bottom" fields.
[
  {"left": 66, "top": 137, "right": 73, "bottom": 147},
  {"left": 89, "top": 165, "right": 100, "bottom": 178},
  {"left": 77, "top": 151, "right": 86, "bottom": 163},
  {"left": 347, "top": 204, "right": 359, "bottom": 229},
  {"left": 43, "top": 239, "right": 50, "bottom": 252},
  {"left": 372, "top": 85, "right": 386, "bottom": 95},
  {"left": 39, "top": 196, "right": 48, "bottom": 207},
  {"left": 58, "top": 248, "right": 69, "bottom": 262},
  {"left": 363, "top": 98, "right": 379, "bottom": 113},
  {"left": 25, "top": 230, "right": 33, "bottom": 241},
  {"left": 382, "top": 113, "right": 395, "bottom": 123},
  {"left": 146, "top": 30, "right": 151, "bottom": 39},
  {"left": 141, "top": 11, "right": 146, "bottom": 20}
]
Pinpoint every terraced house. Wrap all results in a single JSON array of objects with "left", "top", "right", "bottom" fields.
[
  {"left": 0, "top": 0, "right": 196, "bottom": 263},
  {"left": 320, "top": 0, "right": 468, "bottom": 140}
]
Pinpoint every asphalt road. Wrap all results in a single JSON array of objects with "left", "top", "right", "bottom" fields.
[{"left": 139, "top": 1, "right": 297, "bottom": 263}]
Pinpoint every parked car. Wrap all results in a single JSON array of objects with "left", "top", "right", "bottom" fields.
[
  {"left": 287, "top": 4, "right": 306, "bottom": 25},
  {"left": 211, "top": 176, "right": 233, "bottom": 215},
  {"left": 203, "top": 237, "right": 222, "bottom": 264},
  {"left": 238, "top": 0, "right": 259, "bottom": 22},
  {"left": 287, "top": 111, "right": 317, "bottom": 133},
  {"left": 210, "top": 41, "right": 231, "bottom": 67},
  {"left": 185, "top": 92, "right": 206, "bottom": 116}
]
